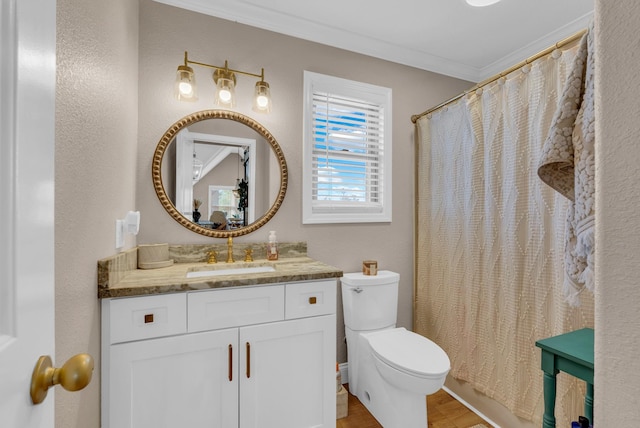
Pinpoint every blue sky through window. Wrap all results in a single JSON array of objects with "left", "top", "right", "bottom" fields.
[{"left": 312, "top": 104, "right": 377, "bottom": 202}]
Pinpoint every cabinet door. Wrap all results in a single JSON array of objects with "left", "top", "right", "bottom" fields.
[
  {"left": 239, "top": 315, "right": 336, "bottom": 428},
  {"left": 108, "top": 329, "right": 239, "bottom": 428}
]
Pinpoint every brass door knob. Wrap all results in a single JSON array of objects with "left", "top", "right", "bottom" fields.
[{"left": 30, "top": 354, "right": 94, "bottom": 404}]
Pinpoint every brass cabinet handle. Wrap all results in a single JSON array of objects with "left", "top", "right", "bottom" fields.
[
  {"left": 30, "top": 354, "right": 94, "bottom": 404},
  {"left": 246, "top": 342, "right": 251, "bottom": 378},
  {"left": 309, "top": 296, "right": 317, "bottom": 304},
  {"left": 228, "top": 344, "right": 233, "bottom": 382}
]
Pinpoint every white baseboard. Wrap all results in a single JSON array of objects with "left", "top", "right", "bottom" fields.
[{"left": 442, "top": 385, "right": 500, "bottom": 428}]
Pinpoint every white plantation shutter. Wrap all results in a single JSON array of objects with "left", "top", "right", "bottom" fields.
[{"left": 303, "top": 71, "right": 392, "bottom": 223}]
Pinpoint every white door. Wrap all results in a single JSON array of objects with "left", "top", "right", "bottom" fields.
[{"left": 0, "top": 0, "right": 56, "bottom": 426}]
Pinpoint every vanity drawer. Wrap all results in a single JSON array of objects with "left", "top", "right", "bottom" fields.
[
  {"left": 188, "top": 285, "right": 285, "bottom": 332},
  {"left": 107, "top": 293, "right": 187, "bottom": 344},
  {"left": 285, "top": 280, "right": 336, "bottom": 320}
]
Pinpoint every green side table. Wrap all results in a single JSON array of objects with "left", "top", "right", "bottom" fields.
[{"left": 535, "top": 328, "right": 594, "bottom": 428}]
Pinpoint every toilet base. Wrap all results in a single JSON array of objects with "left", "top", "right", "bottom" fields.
[
  {"left": 356, "top": 380, "right": 428, "bottom": 428},
  {"left": 351, "top": 332, "right": 429, "bottom": 428}
]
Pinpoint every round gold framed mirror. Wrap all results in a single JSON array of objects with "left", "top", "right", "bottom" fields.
[{"left": 152, "top": 110, "right": 287, "bottom": 238}]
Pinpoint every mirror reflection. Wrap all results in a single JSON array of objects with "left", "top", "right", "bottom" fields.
[
  {"left": 153, "top": 110, "right": 287, "bottom": 238},
  {"left": 190, "top": 141, "right": 250, "bottom": 230}
]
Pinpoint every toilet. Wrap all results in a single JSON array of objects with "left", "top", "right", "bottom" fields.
[{"left": 341, "top": 270, "right": 450, "bottom": 428}]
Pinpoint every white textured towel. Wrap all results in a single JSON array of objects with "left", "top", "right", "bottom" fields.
[{"left": 538, "top": 26, "right": 595, "bottom": 305}]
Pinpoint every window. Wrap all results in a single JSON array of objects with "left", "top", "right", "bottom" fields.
[
  {"left": 208, "top": 186, "right": 241, "bottom": 221},
  {"left": 302, "top": 71, "right": 392, "bottom": 224}
]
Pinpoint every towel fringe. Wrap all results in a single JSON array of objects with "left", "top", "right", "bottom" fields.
[
  {"left": 576, "top": 216, "right": 595, "bottom": 254},
  {"left": 563, "top": 276, "right": 585, "bottom": 307},
  {"left": 579, "top": 266, "right": 595, "bottom": 292},
  {"left": 575, "top": 221, "right": 595, "bottom": 291}
]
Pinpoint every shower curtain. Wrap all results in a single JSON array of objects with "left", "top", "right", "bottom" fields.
[{"left": 415, "top": 42, "right": 594, "bottom": 425}]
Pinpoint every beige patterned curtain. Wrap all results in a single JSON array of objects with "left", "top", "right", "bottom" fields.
[{"left": 415, "top": 44, "right": 594, "bottom": 425}]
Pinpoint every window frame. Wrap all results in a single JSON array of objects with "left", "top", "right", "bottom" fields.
[
  {"left": 208, "top": 185, "right": 241, "bottom": 220},
  {"left": 302, "top": 71, "right": 392, "bottom": 224}
]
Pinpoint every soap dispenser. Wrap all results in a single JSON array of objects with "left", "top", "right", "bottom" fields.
[{"left": 267, "top": 230, "right": 279, "bottom": 261}]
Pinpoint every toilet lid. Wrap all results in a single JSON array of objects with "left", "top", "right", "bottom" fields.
[{"left": 368, "top": 328, "right": 450, "bottom": 378}]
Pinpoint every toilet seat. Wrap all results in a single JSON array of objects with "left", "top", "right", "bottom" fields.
[{"left": 367, "top": 328, "right": 450, "bottom": 379}]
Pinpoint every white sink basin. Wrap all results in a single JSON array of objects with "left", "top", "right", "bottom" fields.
[{"left": 186, "top": 265, "right": 276, "bottom": 279}]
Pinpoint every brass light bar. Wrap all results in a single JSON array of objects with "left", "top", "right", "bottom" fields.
[{"left": 175, "top": 51, "right": 272, "bottom": 113}]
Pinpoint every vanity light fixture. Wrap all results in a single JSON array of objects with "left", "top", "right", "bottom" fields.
[{"left": 175, "top": 52, "right": 272, "bottom": 113}]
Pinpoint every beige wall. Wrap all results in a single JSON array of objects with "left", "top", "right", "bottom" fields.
[
  {"left": 594, "top": 1, "right": 640, "bottom": 426},
  {"left": 55, "top": 0, "right": 138, "bottom": 426},
  {"left": 136, "top": 0, "right": 471, "bottom": 366}
]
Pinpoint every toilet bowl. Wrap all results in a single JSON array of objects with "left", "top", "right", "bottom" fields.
[
  {"left": 367, "top": 327, "right": 450, "bottom": 395},
  {"left": 341, "top": 271, "right": 450, "bottom": 428}
]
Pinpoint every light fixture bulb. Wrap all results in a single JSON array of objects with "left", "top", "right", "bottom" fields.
[
  {"left": 214, "top": 69, "right": 236, "bottom": 107},
  {"left": 219, "top": 87, "right": 232, "bottom": 103},
  {"left": 256, "top": 96, "right": 269, "bottom": 108},
  {"left": 178, "top": 81, "right": 193, "bottom": 95},
  {"left": 465, "top": 0, "right": 501, "bottom": 6},
  {"left": 175, "top": 65, "right": 197, "bottom": 101},
  {"left": 253, "top": 80, "right": 272, "bottom": 113}
]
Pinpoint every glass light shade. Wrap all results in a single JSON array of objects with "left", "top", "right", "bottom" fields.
[
  {"left": 253, "top": 81, "right": 272, "bottom": 113},
  {"left": 465, "top": 0, "right": 501, "bottom": 6},
  {"left": 215, "top": 77, "right": 236, "bottom": 107},
  {"left": 175, "top": 65, "right": 197, "bottom": 101},
  {"left": 193, "top": 154, "right": 203, "bottom": 181}
]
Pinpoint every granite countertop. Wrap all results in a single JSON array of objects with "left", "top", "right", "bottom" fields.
[{"left": 98, "top": 242, "right": 343, "bottom": 299}]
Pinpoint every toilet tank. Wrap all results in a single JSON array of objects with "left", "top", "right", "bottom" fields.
[{"left": 341, "top": 271, "right": 400, "bottom": 331}]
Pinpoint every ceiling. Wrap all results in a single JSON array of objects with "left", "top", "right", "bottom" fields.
[{"left": 154, "top": 0, "right": 593, "bottom": 83}]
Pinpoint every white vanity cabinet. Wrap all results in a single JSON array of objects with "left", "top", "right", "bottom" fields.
[
  {"left": 108, "top": 328, "right": 239, "bottom": 428},
  {"left": 101, "top": 279, "right": 337, "bottom": 428}
]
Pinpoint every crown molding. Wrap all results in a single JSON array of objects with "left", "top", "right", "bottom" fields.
[{"left": 154, "top": 0, "right": 592, "bottom": 83}]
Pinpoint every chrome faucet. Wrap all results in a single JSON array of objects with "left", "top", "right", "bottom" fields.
[{"left": 226, "top": 237, "right": 234, "bottom": 263}]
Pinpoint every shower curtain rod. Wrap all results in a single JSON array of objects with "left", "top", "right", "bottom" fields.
[{"left": 410, "top": 28, "right": 587, "bottom": 124}]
